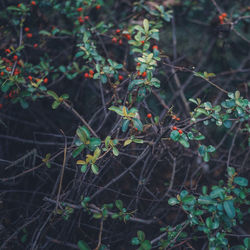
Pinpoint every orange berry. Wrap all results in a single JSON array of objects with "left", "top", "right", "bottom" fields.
[
  {"left": 89, "top": 69, "right": 94, "bottom": 75},
  {"left": 28, "top": 76, "right": 32, "bottom": 81},
  {"left": 116, "top": 29, "right": 121, "bottom": 34},
  {"left": 141, "top": 72, "right": 147, "bottom": 78},
  {"left": 13, "top": 55, "right": 18, "bottom": 61},
  {"left": 172, "top": 126, "right": 177, "bottom": 130},
  {"left": 147, "top": 113, "right": 152, "bottom": 118},
  {"left": 221, "top": 13, "right": 227, "bottom": 18},
  {"left": 176, "top": 117, "right": 180, "bottom": 121},
  {"left": 43, "top": 78, "right": 48, "bottom": 84},
  {"left": 31, "top": 1, "right": 36, "bottom": 6},
  {"left": 112, "top": 37, "right": 117, "bottom": 43},
  {"left": 26, "top": 33, "right": 33, "bottom": 38},
  {"left": 24, "top": 27, "right": 30, "bottom": 32},
  {"left": 96, "top": 5, "right": 101, "bottom": 10},
  {"left": 178, "top": 129, "right": 183, "bottom": 134},
  {"left": 118, "top": 75, "right": 123, "bottom": 81},
  {"left": 153, "top": 45, "right": 158, "bottom": 50},
  {"left": 119, "top": 39, "right": 123, "bottom": 45},
  {"left": 77, "top": 7, "right": 83, "bottom": 12},
  {"left": 172, "top": 115, "right": 177, "bottom": 120},
  {"left": 84, "top": 73, "right": 89, "bottom": 78},
  {"left": 219, "top": 15, "right": 223, "bottom": 21},
  {"left": 33, "top": 43, "right": 38, "bottom": 48}
]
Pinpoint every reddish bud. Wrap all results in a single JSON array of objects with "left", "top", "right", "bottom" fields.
[
  {"left": 112, "top": 37, "right": 117, "bottom": 43},
  {"left": 153, "top": 45, "right": 158, "bottom": 50}
]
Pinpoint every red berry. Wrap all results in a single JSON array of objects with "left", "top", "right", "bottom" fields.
[
  {"left": 84, "top": 16, "right": 89, "bottom": 20},
  {"left": 5, "top": 49, "right": 11, "bottom": 54},
  {"left": 178, "top": 129, "right": 183, "bottom": 134},
  {"left": 77, "top": 7, "right": 83, "bottom": 12},
  {"left": 89, "top": 69, "right": 94, "bottom": 75},
  {"left": 33, "top": 43, "right": 38, "bottom": 48},
  {"left": 126, "top": 34, "right": 131, "bottom": 40},
  {"left": 26, "top": 33, "right": 33, "bottom": 38},
  {"left": 43, "top": 78, "right": 48, "bottom": 84},
  {"left": 96, "top": 5, "right": 101, "bottom": 10},
  {"left": 13, "top": 55, "right": 18, "bottom": 61},
  {"left": 172, "top": 126, "right": 177, "bottom": 130},
  {"left": 31, "top": 1, "right": 36, "bottom": 6},
  {"left": 24, "top": 27, "right": 30, "bottom": 32},
  {"left": 137, "top": 71, "right": 141, "bottom": 76},
  {"left": 221, "top": 13, "right": 227, "bottom": 18},
  {"left": 78, "top": 17, "right": 84, "bottom": 24},
  {"left": 176, "top": 117, "right": 180, "bottom": 121},
  {"left": 147, "top": 113, "right": 152, "bottom": 118},
  {"left": 0, "top": 104, "right": 3, "bottom": 109},
  {"left": 118, "top": 75, "right": 123, "bottom": 81},
  {"left": 141, "top": 40, "right": 145, "bottom": 44},
  {"left": 118, "top": 39, "right": 123, "bottom": 45},
  {"left": 28, "top": 76, "right": 32, "bottom": 81},
  {"left": 137, "top": 62, "right": 141, "bottom": 66},
  {"left": 17, "top": 3, "right": 21, "bottom": 7},
  {"left": 0, "top": 72, "right": 4, "bottom": 76},
  {"left": 6, "top": 67, "right": 11, "bottom": 72},
  {"left": 112, "top": 37, "right": 117, "bottom": 43},
  {"left": 116, "top": 29, "right": 121, "bottom": 34},
  {"left": 153, "top": 45, "right": 158, "bottom": 50},
  {"left": 84, "top": 73, "right": 89, "bottom": 78},
  {"left": 141, "top": 72, "right": 147, "bottom": 78}
]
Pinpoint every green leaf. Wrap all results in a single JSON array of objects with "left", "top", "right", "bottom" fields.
[
  {"left": 244, "top": 238, "right": 250, "bottom": 248},
  {"left": 115, "top": 200, "right": 123, "bottom": 210},
  {"left": 137, "top": 231, "right": 145, "bottom": 241},
  {"left": 81, "top": 165, "right": 87, "bottom": 173},
  {"left": 170, "top": 130, "right": 180, "bottom": 142},
  {"left": 52, "top": 101, "right": 61, "bottom": 109},
  {"left": 47, "top": 90, "right": 59, "bottom": 100},
  {"left": 143, "top": 19, "right": 149, "bottom": 33},
  {"left": 207, "top": 145, "right": 216, "bottom": 153},
  {"left": 124, "top": 139, "right": 132, "bottom": 146},
  {"left": 179, "top": 137, "right": 190, "bottom": 148},
  {"left": 89, "top": 138, "right": 101, "bottom": 151},
  {"left": 168, "top": 197, "right": 179, "bottom": 206},
  {"left": 182, "top": 195, "right": 196, "bottom": 205},
  {"left": 132, "top": 118, "right": 143, "bottom": 131},
  {"left": 72, "top": 144, "right": 85, "bottom": 158},
  {"left": 198, "top": 196, "right": 216, "bottom": 205},
  {"left": 141, "top": 240, "right": 152, "bottom": 250},
  {"left": 210, "top": 188, "right": 225, "bottom": 199},
  {"left": 234, "top": 177, "right": 248, "bottom": 187},
  {"left": 122, "top": 119, "right": 130, "bottom": 132},
  {"left": 133, "top": 139, "right": 144, "bottom": 144},
  {"left": 112, "top": 147, "right": 119, "bottom": 156},
  {"left": 91, "top": 164, "right": 99, "bottom": 175},
  {"left": 131, "top": 237, "right": 140, "bottom": 245},
  {"left": 77, "top": 240, "right": 91, "bottom": 250},
  {"left": 109, "top": 106, "right": 123, "bottom": 116},
  {"left": 223, "top": 200, "right": 235, "bottom": 218}
]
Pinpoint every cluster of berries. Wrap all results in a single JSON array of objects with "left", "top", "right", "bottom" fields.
[
  {"left": 172, "top": 115, "right": 180, "bottom": 121},
  {"left": 27, "top": 76, "right": 48, "bottom": 84},
  {"left": 24, "top": 27, "right": 33, "bottom": 38},
  {"left": 2, "top": 50, "right": 22, "bottom": 76},
  {"left": 218, "top": 13, "right": 227, "bottom": 24},
  {"left": 84, "top": 69, "right": 95, "bottom": 78},
  {"left": 112, "top": 29, "right": 132, "bottom": 45},
  {"left": 172, "top": 126, "right": 183, "bottom": 134}
]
